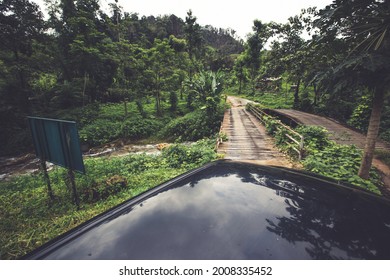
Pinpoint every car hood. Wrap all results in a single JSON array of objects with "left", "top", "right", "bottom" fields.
[{"left": 24, "top": 160, "right": 390, "bottom": 260}]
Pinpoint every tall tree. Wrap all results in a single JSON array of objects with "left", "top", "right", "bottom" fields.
[
  {"left": 245, "top": 20, "right": 269, "bottom": 95},
  {"left": 45, "top": 0, "right": 118, "bottom": 104},
  {"left": 0, "top": 0, "right": 44, "bottom": 111},
  {"left": 108, "top": 0, "right": 123, "bottom": 42},
  {"left": 314, "top": 0, "right": 390, "bottom": 179},
  {"left": 0, "top": 0, "right": 45, "bottom": 153},
  {"left": 184, "top": 10, "right": 202, "bottom": 79},
  {"left": 145, "top": 39, "right": 184, "bottom": 116},
  {"left": 233, "top": 53, "right": 247, "bottom": 94}
]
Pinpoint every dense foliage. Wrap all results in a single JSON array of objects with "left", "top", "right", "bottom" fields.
[
  {"left": 296, "top": 126, "right": 381, "bottom": 194},
  {"left": 0, "top": 0, "right": 242, "bottom": 156}
]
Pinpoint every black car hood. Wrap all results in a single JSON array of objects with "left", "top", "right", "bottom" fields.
[{"left": 24, "top": 160, "right": 390, "bottom": 260}]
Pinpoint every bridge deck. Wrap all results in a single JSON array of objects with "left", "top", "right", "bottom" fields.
[{"left": 218, "top": 97, "right": 294, "bottom": 168}]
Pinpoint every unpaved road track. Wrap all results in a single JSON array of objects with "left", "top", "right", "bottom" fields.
[
  {"left": 218, "top": 97, "right": 295, "bottom": 168},
  {"left": 273, "top": 109, "right": 390, "bottom": 151}
]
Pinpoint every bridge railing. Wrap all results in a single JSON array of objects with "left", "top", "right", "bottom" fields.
[
  {"left": 215, "top": 121, "right": 224, "bottom": 151},
  {"left": 246, "top": 103, "right": 305, "bottom": 160}
]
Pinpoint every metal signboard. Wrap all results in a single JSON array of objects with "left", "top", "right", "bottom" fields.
[{"left": 28, "top": 117, "right": 85, "bottom": 174}]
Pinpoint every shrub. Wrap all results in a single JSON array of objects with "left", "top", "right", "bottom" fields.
[
  {"left": 263, "top": 115, "right": 280, "bottom": 136},
  {"left": 121, "top": 118, "right": 163, "bottom": 140},
  {"left": 79, "top": 119, "right": 122, "bottom": 145},
  {"left": 295, "top": 125, "right": 332, "bottom": 152},
  {"left": 303, "top": 143, "right": 381, "bottom": 194},
  {"left": 162, "top": 139, "right": 217, "bottom": 168},
  {"left": 380, "top": 130, "right": 390, "bottom": 143},
  {"left": 347, "top": 95, "right": 371, "bottom": 132},
  {"left": 160, "top": 106, "right": 224, "bottom": 141},
  {"left": 81, "top": 175, "right": 128, "bottom": 203},
  {"left": 79, "top": 117, "right": 164, "bottom": 146}
]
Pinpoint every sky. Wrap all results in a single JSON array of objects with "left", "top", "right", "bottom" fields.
[{"left": 32, "top": 0, "right": 334, "bottom": 40}]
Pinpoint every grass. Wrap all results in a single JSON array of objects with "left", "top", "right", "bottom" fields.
[{"left": 0, "top": 140, "right": 218, "bottom": 260}]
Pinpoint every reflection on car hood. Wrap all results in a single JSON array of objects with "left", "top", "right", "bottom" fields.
[{"left": 24, "top": 160, "right": 390, "bottom": 260}]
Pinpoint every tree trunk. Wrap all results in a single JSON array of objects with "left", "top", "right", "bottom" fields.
[
  {"left": 358, "top": 87, "right": 386, "bottom": 179},
  {"left": 250, "top": 68, "right": 256, "bottom": 95},
  {"left": 313, "top": 83, "right": 318, "bottom": 106},
  {"left": 155, "top": 75, "right": 162, "bottom": 116},
  {"left": 293, "top": 78, "right": 301, "bottom": 108},
  {"left": 155, "top": 90, "right": 161, "bottom": 116},
  {"left": 82, "top": 72, "right": 88, "bottom": 106}
]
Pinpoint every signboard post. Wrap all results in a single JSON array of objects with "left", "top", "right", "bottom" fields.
[
  {"left": 41, "top": 161, "right": 55, "bottom": 201},
  {"left": 28, "top": 117, "right": 85, "bottom": 207}
]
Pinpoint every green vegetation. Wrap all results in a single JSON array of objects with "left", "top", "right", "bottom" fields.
[
  {"left": 239, "top": 91, "right": 295, "bottom": 109},
  {"left": 160, "top": 105, "right": 225, "bottom": 142},
  {"left": 0, "top": 1, "right": 242, "bottom": 156},
  {"left": 297, "top": 126, "right": 382, "bottom": 194},
  {"left": 0, "top": 139, "right": 218, "bottom": 260}
]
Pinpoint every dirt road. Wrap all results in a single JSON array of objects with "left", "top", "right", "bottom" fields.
[
  {"left": 273, "top": 109, "right": 390, "bottom": 151},
  {"left": 218, "top": 97, "right": 295, "bottom": 168}
]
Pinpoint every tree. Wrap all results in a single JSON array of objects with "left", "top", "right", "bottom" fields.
[
  {"left": 185, "top": 70, "right": 224, "bottom": 125},
  {"left": 233, "top": 53, "right": 247, "bottom": 94},
  {"left": 314, "top": 0, "right": 390, "bottom": 179},
  {"left": 44, "top": 0, "right": 118, "bottom": 105},
  {"left": 266, "top": 16, "right": 311, "bottom": 107},
  {"left": 244, "top": 20, "right": 269, "bottom": 95},
  {"left": 184, "top": 10, "right": 202, "bottom": 79},
  {"left": 0, "top": 0, "right": 44, "bottom": 111},
  {"left": 145, "top": 39, "right": 184, "bottom": 116}
]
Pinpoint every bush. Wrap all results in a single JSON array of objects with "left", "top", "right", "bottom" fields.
[
  {"left": 82, "top": 175, "right": 128, "bottom": 203},
  {"left": 295, "top": 125, "right": 332, "bottom": 152},
  {"left": 79, "top": 119, "right": 122, "bottom": 145},
  {"left": 162, "top": 139, "right": 217, "bottom": 168},
  {"left": 256, "top": 115, "right": 382, "bottom": 194},
  {"left": 380, "top": 131, "right": 390, "bottom": 143},
  {"left": 160, "top": 106, "right": 224, "bottom": 141},
  {"left": 121, "top": 118, "right": 163, "bottom": 140},
  {"left": 79, "top": 117, "right": 164, "bottom": 146},
  {"left": 297, "top": 91, "right": 314, "bottom": 113},
  {"left": 302, "top": 144, "right": 380, "bottom": 194},
  {"left": 347, "top": 95, "right": 371, "bottom": 132},
  {"left": 263, "top": 115, "right": 280, "bottom": 136}
]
